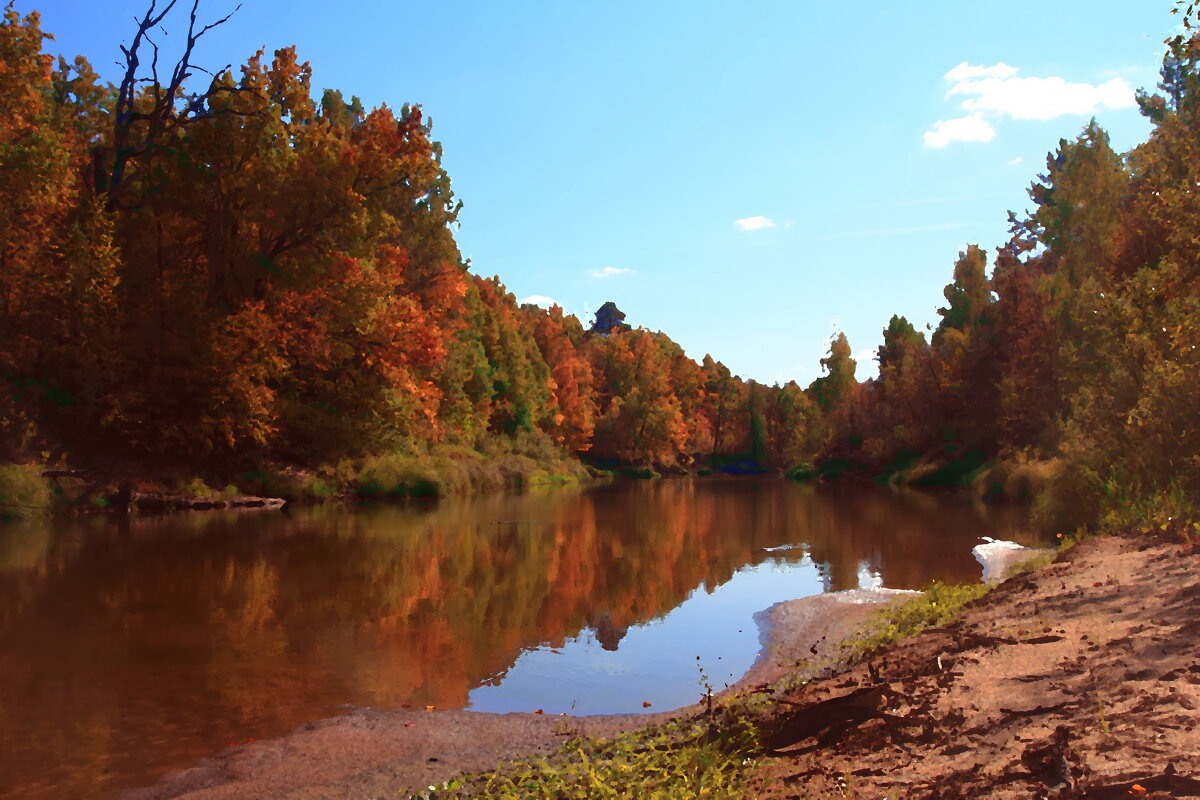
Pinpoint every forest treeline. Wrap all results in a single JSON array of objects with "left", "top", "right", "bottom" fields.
[
  {"left": 812, "top": 31, "right": 1200, "bottom": 533},
  {"left": 3, "top": 5, "right": 1200, "bottom": 531},
  {"left": 0, "top": 5, "right": 815, "bottom": 487}
]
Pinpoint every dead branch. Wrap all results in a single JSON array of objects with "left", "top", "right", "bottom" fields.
[{"left": 105, "top": 0, "right": 243, "bottom": 208}]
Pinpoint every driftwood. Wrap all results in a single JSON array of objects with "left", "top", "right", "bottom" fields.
[
  {"left": 41, "top": 469, "right": 90, "bottom": 479},
  {"left": 36, "top": 469, "right": 288, "bottom": 513},
  {"left": 130, "top": 492, "right": 286, "bottom": 512}
]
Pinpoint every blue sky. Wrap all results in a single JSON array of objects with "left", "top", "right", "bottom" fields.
[{"left": 18, "top": 1, "right": 1176, "bottom": 384}]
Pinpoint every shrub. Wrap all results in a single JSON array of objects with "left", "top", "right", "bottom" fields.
[
  {"left": 1029, "top": 457, "right": 1101, "bottom": 533},
  {"left": 355, "top": 433, "right": 589, "bottom": 499},
  {"left": 0, "top": 463, "right": 52, "bottom": 521},
  {"left": 970, "top": 454, "right": 1060, "bottom": 504}
]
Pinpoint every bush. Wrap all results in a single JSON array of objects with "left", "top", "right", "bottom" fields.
[
  {"left": 238, "top": 465, "right": 347, "bottom": 502},
  {"left": 0, "top": 463, "right": 52, "bottom": 521},
  {"left": 909, "top": 448, "right": 989, "bottom": 489},
  {"left": 356, "top": 452, "right": 459, "bottom": 497},
  {"left": 876, "top": 448, "right": 919, "bottom": 485},
  {"left": 1030, "top": 457, "right": 1101, "bottom": 533},
  {"left": 785, "top": 463, "right": 819, "bottom": 481},
  {"left": 355, "top": 433, "right": 589, "bottom": 499},
  {"left": 970, "top": 454, "right": 1060, "bottom": 504}
]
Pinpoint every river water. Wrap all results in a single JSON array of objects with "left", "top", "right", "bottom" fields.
[{"left": 0, "top": 477, "right": 1038, "bottom": 799}]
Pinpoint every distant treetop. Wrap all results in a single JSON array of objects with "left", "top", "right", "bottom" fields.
[{"left": 590, "top": 302, "right": 630, "bottom": 334}]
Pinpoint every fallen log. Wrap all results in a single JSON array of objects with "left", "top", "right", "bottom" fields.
[{"left": 131, "top": 492, "right": 286, "bottom": 512}]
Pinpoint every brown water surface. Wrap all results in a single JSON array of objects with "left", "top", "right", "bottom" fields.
[{"left": 0, "top": 478, "right": 1036, "bottom": 799}]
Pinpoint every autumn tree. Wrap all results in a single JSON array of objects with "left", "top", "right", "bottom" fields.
[
  {"left": 526, "top": 304, "right": 595, "bottom": 452},
  {"left": 808, "top": 332, "right": 857, "bottom": 414},
  {"left": 863, "top": 315, "right": 935, "bottom": 461},
  {"left": 929, "top": 245, "right": 999, "bottom": 451},
  {"left": 0, "top": 8, "right": 119, "bottom": 458},
  {"left": 701, "top": 356, "right": 741, "bottom": 457}
]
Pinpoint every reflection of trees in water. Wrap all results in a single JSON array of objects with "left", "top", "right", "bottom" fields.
[
  {"left": 798, "top": 486, "right": 1036, "bottom": 591},
  {"left": 0, "top": 480, "right": 1031, "bottom": 799}
]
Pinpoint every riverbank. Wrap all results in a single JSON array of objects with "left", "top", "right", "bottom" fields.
[
  {"left": 117, "top": 531, "right": 1200, "bottom": 799},
  {"left": 0, "top": 435, "right": 597, "bottom": 520},
  {"left": 118, "top": 587, "right": 919, "bottom": 800}
]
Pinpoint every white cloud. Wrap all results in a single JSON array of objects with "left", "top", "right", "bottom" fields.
[
  {"left": 924, "top": 113, "right": 996, "bottom": 148},
  {"left": 520, "top": 295, "right": 557, "bottom": 307},
  {"left": 949, "top": 73, "right": 1135, "bottom": 120},
  {"left": 587, "top": 265, "right": 634, "bottom": 279},
  {"left": 1007, "top": 156, "right": 1024, "bottom": 166},
  {"left": 734, "top": 215, "right": 777, "bottom": 231},
  {"left": 944, "top": 61, "right": 1019, "bottom": 82},
  {"left": 925, "top": 62, "right": 1137, "bottom": 148}
]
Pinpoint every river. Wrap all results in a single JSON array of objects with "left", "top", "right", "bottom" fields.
[{"left": 0, "top": 477, "right": 1038, "bottom": 799}]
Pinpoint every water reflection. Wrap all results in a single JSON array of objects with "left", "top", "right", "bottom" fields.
[{"left": 0, "top": 478, "right": 1035, "bottom": 799}]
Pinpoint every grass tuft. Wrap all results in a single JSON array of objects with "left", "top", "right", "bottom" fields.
[
  {"left": 418, "top": 716, "right": 758, "bottom": 799},
  {"left": 840, "top": 581, "right": 989, "bottom": 663}
]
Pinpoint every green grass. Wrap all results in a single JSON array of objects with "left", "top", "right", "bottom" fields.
[
  {"left": 1003, "top": 550, "right": 1056, "bottom": 578},
  {"left": 839, "top": 580, "right": 990, "bottom": 663},
  {"left": 417, "top": 715, "right": 759, "bottom": 799}
]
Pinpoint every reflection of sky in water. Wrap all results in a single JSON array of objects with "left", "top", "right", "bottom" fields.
[
  {"left": 468, "top": 556, "right": 824, "bottom": 715},
  {"left": 857, "top": 560, "right": 883, "bottom": 589}
]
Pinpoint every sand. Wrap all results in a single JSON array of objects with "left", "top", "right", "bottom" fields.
[{"left": 748, "top": 533, "right": 1200, "bottom": 798}]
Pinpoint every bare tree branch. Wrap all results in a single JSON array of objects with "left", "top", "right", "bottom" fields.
[{"left": 104, "top": 0, "right": 242, "bottom": 209}]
